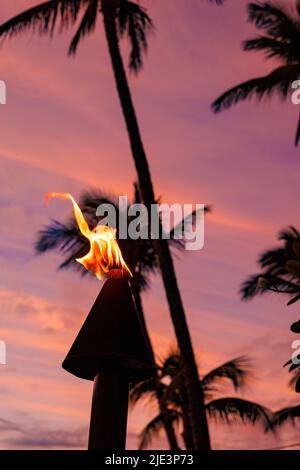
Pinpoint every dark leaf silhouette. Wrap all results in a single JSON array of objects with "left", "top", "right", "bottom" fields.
[
  {"left": 206, "top": 397, "right": 273, "bottom": 430},
  {"left": 0, "top": 0, "right": 153, "bottom": 72},
  {"left": 272, "top": 405, "right": 300, "bottom": 428},
  {"left": 240, "top": 225, "right": 300, "bottom": 394},
  {"left": 130, "top": 350, "right": 273, "bottom": 449},
  {"left": 212, "top": 1, "right": 300, "bottom": 145},
  {"left": 240, "top": 226, "right": 300, "bottom": 301}
]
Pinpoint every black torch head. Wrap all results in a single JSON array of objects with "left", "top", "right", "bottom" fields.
[{"left": 62, "top": 277, "right": 155, "bottom": 382}]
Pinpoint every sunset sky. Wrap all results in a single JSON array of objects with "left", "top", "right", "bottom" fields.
[{"left": 1, "top": 0, "right": 300, "bottom": 450}]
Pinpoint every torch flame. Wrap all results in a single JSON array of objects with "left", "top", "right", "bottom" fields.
[{"left": 45, "top": 192, "right": 132, "bottom": 280}]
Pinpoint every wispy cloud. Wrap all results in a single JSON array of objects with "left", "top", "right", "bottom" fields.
[{"left": 0, "top": 417, "right": 87, "bottom": 449}]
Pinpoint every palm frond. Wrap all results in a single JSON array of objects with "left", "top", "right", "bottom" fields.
[
  {"left": 206, "top": 397, "right": 273, "bottom": 430},
  {"left": 69, "top": 0, "right": 99, "bottom": 54},
  {"left": 159, "top": 349, "right": 181, "bottom": 377},
  {"left": 240, "top": 226, "right": 300, "bottom": 300},
  {"left": 35, "top": 219, "right": 85, "bottom": 254},
  {"left": 0, "top": 0, "right": 153, "bottom": 72},
  {"left": 240, "top": 274, "right": 266, "bottom": 300},
  {"left": 138, "top": 414, "right": 164, "bottom": 450},
  {"left": 212, "top": 2, "right": 300, "bottom": 144},
  {"left": 138, "top": 410, "right": 180, "bottom": 450},
  {"left": 243, "top": 35, "right": 293, "bottom": 60},
  {"left": 247, "top": 2, "right": 298, "bottom": 40},
  {"left": 240, "top": 273, "right": 300, "bottom": 300},
  {"left": 35, "top": 219, "right": 71, "bottom": 252},
  {"left": 289, "top": 367, "right": 300, "bottom": 391},
  {"left": 129, "top": 374, "right": 162, "bottom": 407},
  {"left": 79, "top": 189, "right": 119, "bottom": 222},
  {"left": 117, "top": 0, "right": 153, "bottom": 72},
  {"left": 212, "top": 65, "right": 298, "bottom": 113},
  {"left": 0, "top": 0, "right": 86, "bottom": 40},
  {"left": 272, "top": 405, "right": 300, "bottom": 428},
  {"left": 259, "top": 249, "right": 291, "bottom": 272},
  {"left": 202, "top": 356, "right": 252, "bottom": 392},
  {"left": 35, "top": 218, "right": 89, "bottom": 272}
]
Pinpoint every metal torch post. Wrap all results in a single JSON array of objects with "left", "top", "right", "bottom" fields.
[{"left": 88, "top": 371, "right": 129, "bottom": 450}]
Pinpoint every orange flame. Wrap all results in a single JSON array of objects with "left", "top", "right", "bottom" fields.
[{"left": 45, "top": 192, "right": 132, "bottom": 280}]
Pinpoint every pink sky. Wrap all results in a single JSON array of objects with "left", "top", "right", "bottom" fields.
[{"left": 0, "top": 0, "right": 300, "bottom": 449}]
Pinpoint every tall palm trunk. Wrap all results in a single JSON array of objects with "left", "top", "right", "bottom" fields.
[
  {"left": 157, "top": 387, "right": 180, "bottom": 451},
  {"left": 102, "top": 0, "right": 210, "bottom": 450},
  {"left": 131, "top": 281, "right": 180, "bottom": 450},
  {"left": 130, "top": 281, "right": 153, "bottom": 360},
  {"left": 181, "top": 382, "right": 194, "bottom": 450}
]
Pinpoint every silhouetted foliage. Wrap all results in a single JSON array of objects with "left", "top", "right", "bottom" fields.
[
  {"left": 271, "top": 404, "right": 300, "bottom": 428},
  {"left": 240, "top": 226, "right": 300, "bottom": 394},
  {"left": 212, "top": 1, "right": 300, "bottom": 145},
  {"left": 0, "top": 0, "right": 153, "bottom": 73},
  {"left": 130, "top": 350, "right": 273, "bottom": 449},
  {"left": 240, "top": 226, "right": 300, "bottom": 302}
]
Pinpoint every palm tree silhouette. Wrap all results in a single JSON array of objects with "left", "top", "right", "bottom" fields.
[
  {"left": 0, "top": 0, "right": 224, "bottom": 448},
  {"left": 212, "top": 1, "right": 300, "bottom": 145},
  {"left": 240, "top": 226, "right": 300, "bottom": 303},
  {"left": 36, "top": 185, "right": 209, "bottom": 449},
  {"left": 130, "top": 350, "right": 273, "bottom": 449},
  {"left": 240, "top": 226, "right": 300, "bottom": 394}
]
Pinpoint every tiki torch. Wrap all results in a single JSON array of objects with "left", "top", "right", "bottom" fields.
[{"left": 45, "top": 193, "right": 155, "bottom": 449}]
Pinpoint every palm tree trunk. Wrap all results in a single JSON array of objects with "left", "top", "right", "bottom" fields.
[
  {"left": 131, "top": 281, "right": 180, "bottom": 450},
  {"left": 182, "top": 416, "right": 194, "bottom": 450},
  {"left": 158, "top": 395, "right": 181, "bottom": 451},
  {"left": 101, "top": 0, "right": 210, "bottom": 450},
  {"left": 181, "top": 384, "right": 194, "bottom": 450},
  {"left": 130, "top": 281, "right": 154, "bottom": 362}
]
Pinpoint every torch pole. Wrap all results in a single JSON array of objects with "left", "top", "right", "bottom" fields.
[{"left": 88, "top": 371, "right": 129, "bottom": 450}]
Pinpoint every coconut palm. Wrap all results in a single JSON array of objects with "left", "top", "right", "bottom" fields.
[
  {"left": 240, "top": 226, "right": 300, "bottom": 304},
  {"left": 130, "top": 350, "right": 273, "bottom": 450},
  {"left": 35, "top": 185, "right": 209, "bottom": 449},
  {"left": 240, "top": 226, "right": 300, "bottom": 393},
  {"left": 271, "top": 369, "right": 300, "bottom": 427},
  {"left": 212, "top": 1, "right": 300, "bottom": 145},
  {"left": 0, "top": 0, "right": 224, "bottom": 448}
]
